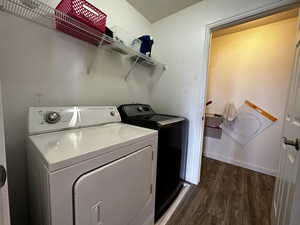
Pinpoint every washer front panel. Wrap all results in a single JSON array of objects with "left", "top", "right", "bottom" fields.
[
  {"left": 47, "top": 137, "right": 158, "bottom": 225},
  {"left": 74, "top": 146, "right": 153, "bottom": 225}
]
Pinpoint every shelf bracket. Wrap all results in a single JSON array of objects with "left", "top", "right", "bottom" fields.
[{"left": 125, "top": 56, "right": 139, "bottom": 81}]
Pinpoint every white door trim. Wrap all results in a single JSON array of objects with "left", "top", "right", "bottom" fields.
[
  {"left": 197, "top": 0, "right": 300, "bottom": 184},
  {"left": 0, "top": 80, "right": 10, "bottom": 225}
]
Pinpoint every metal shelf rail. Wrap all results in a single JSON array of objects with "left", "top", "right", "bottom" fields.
[{"left": 0, "top": 0, "right": 166, "bottom": 80}]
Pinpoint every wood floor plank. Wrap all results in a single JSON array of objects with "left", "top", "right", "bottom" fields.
[
  {"left": 165, "top": 157, "right": 275, "bottom": 225},
  {"left": 224, "top": 166, "right": 244, "bottom": 225}
]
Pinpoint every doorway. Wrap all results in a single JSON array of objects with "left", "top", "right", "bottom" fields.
[
  {"left": 198, "top": 6, "right": 300, "bottom": 225},
  {"left": 203, "top": 8, "right": 298, "bottom": 175},
  {"left": 159, "top": 5, "right": 300, "bottom": 225}
]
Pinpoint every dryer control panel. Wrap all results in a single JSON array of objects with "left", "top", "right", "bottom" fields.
[
  {"left": 28, "top": 106, "right": 121, "bottom": 135},
  {"left": 118, "top": 104, "right": 155, "bottom": 117}
]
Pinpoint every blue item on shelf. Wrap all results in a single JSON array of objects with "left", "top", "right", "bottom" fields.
[{"left": 138, "top": 35, "right": 154, "bottom": 57}]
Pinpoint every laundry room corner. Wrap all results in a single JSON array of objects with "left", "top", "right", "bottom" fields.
[
  {"left": 1, "top": 0, "right": 300, "bottom": 225},
  {"left": 0, "top": 0, "right": 160, "bottom": 224}
]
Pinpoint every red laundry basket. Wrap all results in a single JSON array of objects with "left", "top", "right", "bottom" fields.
[{"left": 55, "top": 0, "right": 107, "bottom": 45}]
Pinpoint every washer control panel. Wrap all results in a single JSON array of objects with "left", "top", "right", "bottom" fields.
[
  {"left": 28, "top": 106, "right": 121, "bottom": 135},
  {"left": 78, "top": 107, "right": 120, "bottom": 127}
]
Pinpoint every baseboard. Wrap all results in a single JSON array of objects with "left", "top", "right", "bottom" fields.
[
  {"left": 203, "top": 152, "right": 276, "bottom": 176},
  {"left": 156, "top": 183, "right": 191, "bottom": 225}
]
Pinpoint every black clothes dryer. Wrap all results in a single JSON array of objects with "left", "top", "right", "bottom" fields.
[{"left": 118, "top": 104, "right": 188, "bottom": 221}]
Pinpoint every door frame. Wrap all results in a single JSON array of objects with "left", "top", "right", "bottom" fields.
[
  {"left": 0, "top": 80, "right": 10, "bottom": 225},
  {"left": 198, "top": 0, "right": 300, "bottom": 182}
]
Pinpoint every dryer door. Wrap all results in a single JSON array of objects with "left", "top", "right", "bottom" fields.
[{"left": 73, "top": 146, "right": 154, "bottom": 225}]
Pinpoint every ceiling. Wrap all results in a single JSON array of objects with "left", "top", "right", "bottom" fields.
[
  {"left": 213, "top": 8, "right": 299, "bottom": 38},
  {"left": 126, "top": 0, "right": 203, "bottom": 23}
]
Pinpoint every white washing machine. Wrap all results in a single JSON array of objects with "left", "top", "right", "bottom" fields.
[{"left": 27, "top": 106, "right": 158, "bottom": 225}]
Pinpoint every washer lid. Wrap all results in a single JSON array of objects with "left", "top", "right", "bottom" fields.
[
  {"left": 29, "top": 123, "right": 157, "bottom": 172},
  {"left": 125, "top": 114, "right": 185, "bottom": 127}
]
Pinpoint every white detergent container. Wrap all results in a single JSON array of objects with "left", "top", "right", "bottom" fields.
[{"left": 27, "top": 106, "right": 158, "bottom": 225}]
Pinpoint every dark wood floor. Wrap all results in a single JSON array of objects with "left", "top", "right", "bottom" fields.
[{"left": 166, "top": 157, "right": 275, "bottom": 225}]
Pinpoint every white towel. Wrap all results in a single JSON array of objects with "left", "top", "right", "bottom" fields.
[{"left": 223, "top": 102, "right": 238, "bottom": 122}]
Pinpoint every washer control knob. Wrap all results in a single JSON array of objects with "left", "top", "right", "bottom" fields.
[
  {"left": 110, "top": 111, "right": 115, "bottom": 116},
  {"left": 143, "top": 106, "right": 150, "bottom": 111},
  {"left": 137, "top": 106, "right": 143, "bottom": 112},
  {"left": 45, "top": 111, "right": 61, "bottom": 124}
]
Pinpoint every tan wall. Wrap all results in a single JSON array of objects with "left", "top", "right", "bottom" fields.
[{"left": 204, "top": 17, "right": 298, "bottom": 175}]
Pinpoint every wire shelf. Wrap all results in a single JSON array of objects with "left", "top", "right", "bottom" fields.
[{"left": 0, "top": 0, "right": 165, "bottom": 73}]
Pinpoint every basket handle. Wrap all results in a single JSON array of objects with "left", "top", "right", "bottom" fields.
[{"left": 82, "top": 4, "right": 99, "bottom": 16}]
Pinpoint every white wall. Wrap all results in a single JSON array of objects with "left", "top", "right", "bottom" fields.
[
  {"left": 0, "top": 0, "right": 298, "bottom": 224},
  {"left": 204, "top": 17, "right": 297, "bottom": 176},
  {"left": 0, "top": 1, "right": 155, "bottom": 224},
  {"left": 150, "top": 0, "right": 293, "bottom": 184}
]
